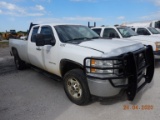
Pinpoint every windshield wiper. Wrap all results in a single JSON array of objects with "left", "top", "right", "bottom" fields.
[
  {"left": 64, "top": 37, "right": 91, "bottom": 43},
  {"left": 124, "top": 36, "right": 131, "bottom": 38},
  {"left": 128, "top": 35, "right": 138, "bottom": 37},
  {"left": 73, "top": 37, "right": 91, "bottom": 40},
  {"left": 64, "top": 36, "right": 101, "bottom": 43},
  {"left": 90, "top": 36, "right": 101, "bottom": 39}
]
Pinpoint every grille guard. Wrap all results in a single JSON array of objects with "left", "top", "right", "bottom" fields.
[{"left": 84, "top": 45, "right": 154, "bottom": 101}]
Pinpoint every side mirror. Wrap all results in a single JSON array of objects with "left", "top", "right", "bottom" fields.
[
  {"left": 43, "top": 34, "right": 56, "bottom": 46},
  {"left": 34, "top": 34, "right": 45, "bottom": 46}
]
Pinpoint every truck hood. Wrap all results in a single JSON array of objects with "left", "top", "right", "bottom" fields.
[
  {"left": 78, "top": 39, "right": 144, "bottom": 57},
  {"left": 129, "top": 35, "right": 160, "bottom": 42}
]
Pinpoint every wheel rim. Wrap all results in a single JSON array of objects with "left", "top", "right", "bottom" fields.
[{"left": 67, "top": 77, "right": 82, "bottom": 99}]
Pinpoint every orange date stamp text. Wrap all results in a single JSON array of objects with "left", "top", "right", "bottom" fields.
[{"left": 123, "top": 105, "right": 154, "bottom": 110}]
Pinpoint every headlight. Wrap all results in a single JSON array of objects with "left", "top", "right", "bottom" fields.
[
  {"left": 155, "top": 42, "right": 160, "bottom": 51},
  {"left": 86, "top": 59, "right": 120, "bottom": 74}
]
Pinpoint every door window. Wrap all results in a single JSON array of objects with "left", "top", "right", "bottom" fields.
[
  {"left": 31, "top": 27, "right": 39, "bottom": 42},
  {"left": 92, "top": 28, "right": 102, "bottom": 36},
  {"left": 40, "top": 26, "right": 55, "bottom": 45},
  {"left": 103, "top": 28, "right": 120, "bottom": 38},
  {"left": 137, "top": 28, "right": 151, "bottom": 35}
]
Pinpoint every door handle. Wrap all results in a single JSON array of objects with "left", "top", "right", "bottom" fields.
[{"left": 36, "top": 48, "right": 41, "bottom": 51}]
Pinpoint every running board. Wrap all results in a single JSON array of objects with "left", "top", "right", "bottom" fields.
[{"left": 30, "top": 65, "right": 62, "bottom": 82}]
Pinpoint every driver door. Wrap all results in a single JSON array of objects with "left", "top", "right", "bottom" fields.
[{"left": 39, "top": 26, "right": 57, "bottom": 73}]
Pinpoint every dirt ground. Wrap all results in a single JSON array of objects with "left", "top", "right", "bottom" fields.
[{"left": 0, "top": 47, "right": 160, "bottom": 120}]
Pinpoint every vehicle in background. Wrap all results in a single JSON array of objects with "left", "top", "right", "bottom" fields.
[
  {"left": 123, "top": 20, "right": 160, "bottom": 32},
  {"left": 2, "top": 30, "right": 24, "bottom": 40},
  {"left": 150, "top": 20, "right": 160, "bottom": 31},
  {"left": 9, "top": 23, "right": 154, "bottom": 105},
  {"left": 92, "top": 26, "right": 160, "bottom": 56},
  {"left": 130, "top": 26, "right": 160, "bottom": 36},
  {"left": 5, "top": 30, "right": 17, "bottom": 40}
]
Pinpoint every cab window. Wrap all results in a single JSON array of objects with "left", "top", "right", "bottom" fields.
[
  {"left": 103, "top": 28, "right": 120, "bottom": 39},
  {"left": 31, "top": 27, "right": 39, "bottom": 42},
  {"left": 40, "top": 26, "right": 55, "bottom": 45},
  {"left": 137, "top": 28, "right": 151, "bottom": 35},
  {"left": 92, "top": 28, "right": 102, "bottom": 36}
]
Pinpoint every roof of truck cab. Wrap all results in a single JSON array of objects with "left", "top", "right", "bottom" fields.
[
  {"left": 92, "top": 26, "right": 129, "bottom": 29},
  {"left": 33, "top": 23, "right": 82, "bottom": 27},
  {"left": 92, "top": 26, "right": 116, "bottom": 29},
  {"left": 129, "top": 26, "right": 148, "bottom": 28},
  {"left": 126, "top": 26, "right": 156, "bottom": 29}
]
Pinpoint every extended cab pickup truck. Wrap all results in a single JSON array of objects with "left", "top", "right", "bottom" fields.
[
  {"left": 130, "top": 26, "right": 160, "bottom": 36},
  {"left": 92, "top": 26, "right": 160, "bottom": 56},
  {"left": 9, "top": 24, "right": 154, "bottom": 105}
]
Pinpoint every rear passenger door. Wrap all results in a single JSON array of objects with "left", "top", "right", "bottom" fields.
[{"left": 28, "top": 26, "right": 45, "bottom": 69}]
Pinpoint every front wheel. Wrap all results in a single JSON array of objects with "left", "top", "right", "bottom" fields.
[{"left": 63, "top": 69, "right": 91, "bottom": 105}]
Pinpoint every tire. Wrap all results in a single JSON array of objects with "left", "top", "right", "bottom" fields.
[
  {"left": 63, "top": 69, "right": 91, "bottom": 105},
  {"left": 13, "top": 50, "right": 26, "bottom": 70}
]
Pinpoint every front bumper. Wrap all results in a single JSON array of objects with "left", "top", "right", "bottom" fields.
[
  {"left": 84, "top": 45, "right": 154, "bottom": 100},
  {"left": 87, "top": 78, "right": 126, "bottom": 97}
]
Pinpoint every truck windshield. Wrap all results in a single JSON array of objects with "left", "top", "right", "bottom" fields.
[
  {"left": 148, "top": 27, "right": 160, "bottom": 34},
  {"left": 117, "top": 27, "right": 138, "bottom": 38},
  {"left": 55, "top": 25, "right": 99, "bottom": 43}
]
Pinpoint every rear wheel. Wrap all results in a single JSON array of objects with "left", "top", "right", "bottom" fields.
[
  {"left": 13, "top": 50, "right": 26, "bottom": 70},
  {"left": 63, "top": 69, "right": 91, "bottom": 105}
]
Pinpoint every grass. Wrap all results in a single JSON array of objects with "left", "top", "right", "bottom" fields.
[{"left": 0, "top": 41, "right": 9, "bottom": 48}]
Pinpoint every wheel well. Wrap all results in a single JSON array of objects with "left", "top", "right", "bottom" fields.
[{"left": 60, "top": 60, "right": 84, "bottom": 77}]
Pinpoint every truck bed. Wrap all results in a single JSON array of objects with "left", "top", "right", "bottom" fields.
[{"left": 9, "top": 39, "right": 30, "bottom": 63}]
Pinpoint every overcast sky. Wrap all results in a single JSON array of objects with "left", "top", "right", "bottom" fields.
[{"left": 0, "top": 0, "right": 160, "bottom": 31}]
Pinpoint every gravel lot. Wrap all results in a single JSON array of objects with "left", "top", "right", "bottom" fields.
[{"left": 0, "top": 47, "right": 160, "bottom": 120}]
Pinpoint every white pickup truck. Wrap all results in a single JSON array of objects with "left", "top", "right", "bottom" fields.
[
  {"left": 123, "top": 20, "right": 160, "bottom": 32},
  {"left": 9, "top": 23, "right": 154, "bottom": 105},
  {"left": 92, "top": 26, "right": 160, "bottom": 56},
  {"left": 130, "top": 26, "right": 160, "bottom": 37}
]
